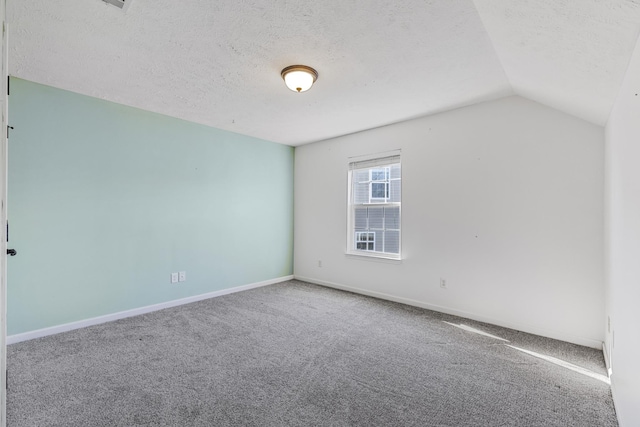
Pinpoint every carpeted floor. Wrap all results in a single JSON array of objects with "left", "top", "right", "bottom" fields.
[{"left": 7, "top": 280, "right": 617, "bottom": 426}]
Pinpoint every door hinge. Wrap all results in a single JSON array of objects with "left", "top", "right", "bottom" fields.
[{"left": 7, "top": 125, "right": 13, "bottom": 138}]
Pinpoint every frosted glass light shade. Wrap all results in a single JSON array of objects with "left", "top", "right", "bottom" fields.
[{"left": 281, "top": 65, "right": 318, "bottom": 93}]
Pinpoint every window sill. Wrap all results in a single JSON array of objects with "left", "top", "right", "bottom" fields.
[{"left": 345, "top": 252, "right": 403, "bottom": 264}]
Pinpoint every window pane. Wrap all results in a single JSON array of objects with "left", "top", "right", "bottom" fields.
[
  {"left": 354, "top": 207, "right": 367, "bottom": 229},
  {"left": 371, "top": 183, "right": 387, "bottom": 199},
  {"left": 390, "top": 180, "right": 401, "bottom": 203},
  {"left": 354, "top": 169, "right": 369, "bottom": 182},
  {"left": 384, "top": 230, "right": 400, "bottom": 254},
  {"left": 354, "top": 182, "right": 369, "bottom": 204},
  {"left": 371, "top": 169, "right": 386, "bottom": 181},
  {"left": 385, "top": 206, "right": 400, "bottom": 229},
  {"left": 368, "top": 207, "right": 384, "bottom": 229},
  {"left": 374, "top": 230, "right": 383, "bottom": 252},
  {"left": 390, "top": 164, "right": 401, "bottom": 179}
]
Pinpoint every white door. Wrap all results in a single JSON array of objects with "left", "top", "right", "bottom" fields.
[{"left": 1, "top": 0, "right": 8, "bottom": 425}]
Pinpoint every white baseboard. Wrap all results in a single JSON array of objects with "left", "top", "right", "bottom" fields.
[
  {"left": 609, "top": 377, "right": 624, "bottom": 427},
  {"left": 602, "top": 341, "right": 611, "bottom": 371},
  {"left": 7, "top": 275, "right": 294, "bottom": 345},
  {"left": 294, "top": 275, "right": 602, "bottom": 349}
]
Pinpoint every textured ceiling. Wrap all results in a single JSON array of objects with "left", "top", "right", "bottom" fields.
[
  {"left": 474, "top": 0, "right": 640, "bottom": 126},
  {"left": 7, "top": 0, "right": 640, "bottom": 145}
]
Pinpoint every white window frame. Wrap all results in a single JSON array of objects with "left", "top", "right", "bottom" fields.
[{"left": 347, "top": 151, "right": 401, "bottom": 260}]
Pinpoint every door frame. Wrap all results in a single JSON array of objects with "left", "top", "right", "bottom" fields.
[{"left": 1, "top": 0, "right": 8, "bottom": 424}]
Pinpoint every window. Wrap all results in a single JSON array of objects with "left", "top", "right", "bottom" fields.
[{"left": 348, "top": 154, "right": 401, "bottom": 259}]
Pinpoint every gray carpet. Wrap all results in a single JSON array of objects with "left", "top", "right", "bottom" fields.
[{"left": 7, "top": 280, "right": 617, "bottom": 426}]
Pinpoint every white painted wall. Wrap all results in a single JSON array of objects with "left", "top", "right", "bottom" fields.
[
  {"left": 295, "top": 96, "right": 604, "bottom": 348},
  {"left": 605, "top": 34, "right": 640, "bottom": 427}
]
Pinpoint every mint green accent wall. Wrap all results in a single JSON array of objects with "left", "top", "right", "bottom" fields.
[{"left": 7, "top": 78, "right": 294, "bottom": 335}]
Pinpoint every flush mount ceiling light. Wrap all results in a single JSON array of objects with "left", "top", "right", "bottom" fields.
[{"left": 281, "top": 65, "right": 318, "bottom": 93}]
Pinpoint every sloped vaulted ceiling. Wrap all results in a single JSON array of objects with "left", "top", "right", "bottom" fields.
[
  {"left": 473, "top": 0, "right": 640, "bottom": 126},
  {"left": 7, "top": 0, "right": 640, "bottom": 145}
]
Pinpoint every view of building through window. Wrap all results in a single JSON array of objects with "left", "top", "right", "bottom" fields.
[{"left": 348, "top": 154, "right": 401, "bottom": 258}]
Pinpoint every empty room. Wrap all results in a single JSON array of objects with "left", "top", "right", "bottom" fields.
[{"left": 0, "top": 0, "right": 639, "bottom": 426}]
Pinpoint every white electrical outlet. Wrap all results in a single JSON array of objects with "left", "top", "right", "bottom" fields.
[
  {"left": 171, "top": 272, "right": 179, "bottom": 284},
  {"left": 440, "top": 278, "right": 447, "bottom": 289},
  {"left": 179, "top": 271, "right": 186, "bottom": 282}
]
